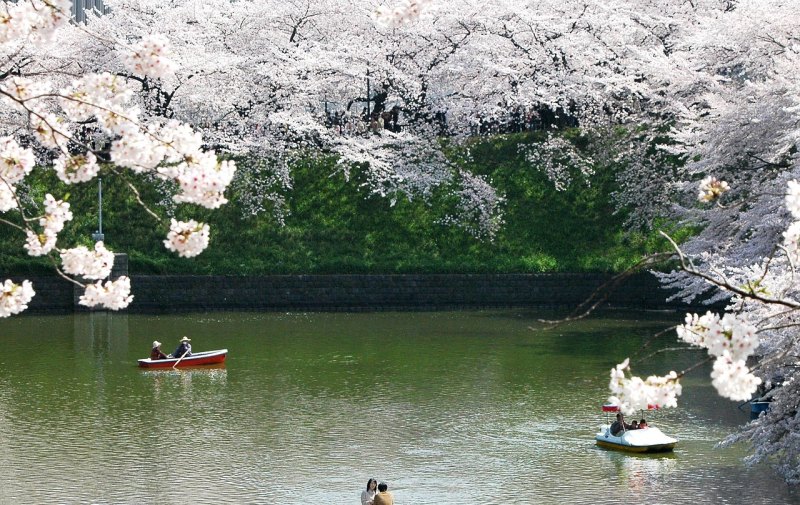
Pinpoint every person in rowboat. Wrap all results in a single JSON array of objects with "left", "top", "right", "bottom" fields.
[
  {"left": 150, "top": 341, "right": 168, "bottom": 360},
  {"left": 170, "top": 336, "right": 192, "bottom": 358}
]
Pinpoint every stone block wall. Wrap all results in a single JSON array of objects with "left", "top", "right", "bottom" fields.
[
  {"left": 126, "top": 272, "right": 696, "bottom": 312},
  {"left": 13, "top": 271, "right": 714, "bottom": 314}
]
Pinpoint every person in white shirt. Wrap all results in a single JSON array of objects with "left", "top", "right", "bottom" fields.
[{"left": 361, "top": 478, "right": 377, "bottom": 505}]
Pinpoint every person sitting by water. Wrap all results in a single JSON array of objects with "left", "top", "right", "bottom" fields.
[
  {"left": 171, "top": 336, "right": 192, "bottom": 358},
  {"left": 630, "top": 420, "right": 639, "bottom": 430},
  {"left": 361, "top": 478, "right": 377, "bottom": 505},
  {"left": 150, "top": 341, "right": 168, "bottom": 360},
  {"left": 610, "top": 413, "right": 631, "bottom": 436},
  {"left": 373, "top": 482, "right": 394, "bottom": 505},
  {"left": 639, "top": 418, "right": 648, "bottom": 429}
]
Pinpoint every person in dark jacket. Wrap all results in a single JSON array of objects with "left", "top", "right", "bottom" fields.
[
  {"left": 171, "top": 336, "right": 192, "bottom": 358},
  {"left": 610, "top": 413, "right": 631, "bottom": 436},
  {"left": 150, "top": 341, "right": 168, "bottom": 360}
]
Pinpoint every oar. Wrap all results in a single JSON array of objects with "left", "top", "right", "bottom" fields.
[{"left": 173, "top": 349, "right": 190, "bottom": 369}]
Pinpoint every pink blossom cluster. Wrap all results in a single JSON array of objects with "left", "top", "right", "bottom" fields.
[
  {"left": 60, "top": 242, "right": 115, "bottom": 280},
  {"left": 0, "top": 0, "right": 71, "bottom": 46},
  {"left": 53, "top": 152, "right": 100, "bottom": 184},
  {"left": 698, "top": 176, "right": 730, "bottom": 202},
  {"left": 711, "top": 352, "right": 764, "bottom": 402},
  {"left": 79, "top": 276, "right": 133, "bottom": 310},
  {"left": 607, "top": 358, "right": 682, "bottom": 415},
  {"left": 782, "top": 180, "right": 800, "bottom": 259},
  {"left": 374, "top": 0, "right": 432, "bottom": 27},
  {"left": 0, "top": 279, "right": 35, "bottom": 318},
  {"left": 32, "top": 112, "right": 71, "bottom": 150},
  {"left": 163, "top": 219, "right": 210, "bottom": 258},
  {"left": 0, "top": 136, "right": 35, "bottom": 211},
  {"left": 24, "top": 194, "right": 73, "bottom": 256},
  {"left": 173, "top": 157, "right": 237, "bottom": 209},
  {"left": 122, "top": 34, "right": 178, "bottom": 79},
  {"left": 59, "top": 73, "right": 135, "bottom": 125},
  {"left": 677, "top": 311, "right": 759, "bottom": 361},
  {"left": 676, "top": 311, "right": 761, "bottom": 401},
  {"left": 1, "top": 76, "right": 52, "bottom": 103}
]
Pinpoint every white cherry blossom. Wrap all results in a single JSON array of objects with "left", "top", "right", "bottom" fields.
[
  {"left": 608, "top": 359, "right": 682, "bottom": 415},
  {"left": 31, "top": 113, "right": 72, "bottom": 150},
  {"left": 0, "top": 279, "right": 35, "bottom": 318},
  {"left": 711, "top": 352, "right": 762, "bottom": 402},
  {"left": 677, "top": 311, "right": 759, "bottom": 362},
  {"left": 786, "top": 180, "right": 800, "bottom": 219},
  {"left": 698, "top": 176, "right": 730, "bottom": 203},
  {"left": 163, "top": 219, "right": 210, "bottom": 258},
  {"left": 60, "top": 242, "right": 115, "bottom": 280},
  {"left": 53, "top": 152, "right": 100, "bottom": 184},
  {"left": 122, "top": 34, "right": 178, "bottom": 79},
  {"left": 39, "top": 194, "right": 73, "bottom": 235},
  {"left": 172, "top": 157, "right": 236, "bottom": 209},
  {"left": 79, "top": 276, "right": 133, "bottom": 310},
  {"left": 0, "top": 136, "right": 36, "bottom": 186},
  {"left": 23, "top": 229, "right": 57, "bottom": 256}
]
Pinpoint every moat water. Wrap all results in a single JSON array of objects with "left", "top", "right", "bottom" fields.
[{"left": 0, "top": 310, "right": 796, "bottom": 504}]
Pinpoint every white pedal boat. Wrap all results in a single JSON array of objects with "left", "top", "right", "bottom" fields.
[
  {"left": 594, "top": 404, "right": 677, "bottom": 453},
  {"left": 595, "top": 425, "right": 677, "bottom": 453}
]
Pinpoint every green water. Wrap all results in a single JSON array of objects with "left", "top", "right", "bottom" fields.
[{"left": 0, "top": 310, "right": 796, "bottom": 504}]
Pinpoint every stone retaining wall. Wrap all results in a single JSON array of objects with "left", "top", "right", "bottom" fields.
[{"left": 13, "top": 271, "right": 713, "bottom": 313}]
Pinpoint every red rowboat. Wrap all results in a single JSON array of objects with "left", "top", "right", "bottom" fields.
[{"left": 138, "top": 349, "right": 228, "bottom": 369}]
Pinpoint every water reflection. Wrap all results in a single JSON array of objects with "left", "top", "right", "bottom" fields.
[
  {"left": 140, "top": 366, "right": 228, "bottom": 395},
  {"left": 599, "top": 449, "right": 679, "bottom": 495},
  {"left": 73, "top": 311, "right": 129, "bottom": 361}
]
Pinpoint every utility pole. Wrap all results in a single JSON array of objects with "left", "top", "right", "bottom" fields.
[{"left": 366, "top": 68, "right": 371, "bottom": 117}]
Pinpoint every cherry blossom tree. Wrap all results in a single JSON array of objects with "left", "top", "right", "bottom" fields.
[
  {"left": 596, "top": 0, "right": 800, "bottom": 483},
  {"left": 0, "top": 0, "right": 236, "bottom": 315},
  {"left": 372, "top": 0, "right": 800, "bottom": 484}
]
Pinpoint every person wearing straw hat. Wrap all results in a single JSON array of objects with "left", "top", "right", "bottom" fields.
[
  {"left": 170, "top": 336, "right": 192, "bottom": 359},
  {"left": 150, "top": 341, "right": 168, "bottom": 360}
]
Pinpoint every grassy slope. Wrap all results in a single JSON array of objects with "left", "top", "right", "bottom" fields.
[{"left": 0, "top": 132, "right": 675, "bottom": 275}]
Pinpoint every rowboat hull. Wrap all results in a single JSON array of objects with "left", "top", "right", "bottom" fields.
[{"left": 138, "top": 349, "right": 228, "bottom": 368}]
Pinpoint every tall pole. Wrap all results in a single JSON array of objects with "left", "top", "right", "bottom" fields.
[
  {"left": 98, "top": 177, "right": 103, "bottom": 236},
  {"left": 92, "top": 178, "right": 104, "bottom": 243},
  {"left": 366, "top": 68, "right": 371, "bottom": 117}
]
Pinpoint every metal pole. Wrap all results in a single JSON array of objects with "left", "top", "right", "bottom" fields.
[
  {"left": 98, "top": 177, "right": 103, "bottom": 235},
  {"left": 366, "top": 68, "right": 371, "bottom": 116},
  {"left": 92, "top": 178, "right": 104, "bottom": 243}
]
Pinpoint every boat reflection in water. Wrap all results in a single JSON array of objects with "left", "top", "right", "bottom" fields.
[
  {"left": 139, "top": 364, "right": 228, "bottom": 378},
  {"left": 140, "top": 364, "right": 228, "bottom": 394},
  {"left": 601, "top": 449, "right": 679, "bottom": 495}
]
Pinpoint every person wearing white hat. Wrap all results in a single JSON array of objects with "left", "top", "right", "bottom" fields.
[
  {"left": 170, "top": 336, "right": 192, "bottom": 359},
  {"left": 150, "top": 341, "right": 168, "bottom": 360}
]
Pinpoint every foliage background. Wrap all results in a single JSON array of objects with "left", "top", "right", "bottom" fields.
[{"left": 0, "top": 132, "right": 678, "bottom": 275}]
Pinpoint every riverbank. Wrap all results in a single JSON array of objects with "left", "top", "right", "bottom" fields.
[{"left": 12, "top": 271, "right": 719, "bottom": 313}]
